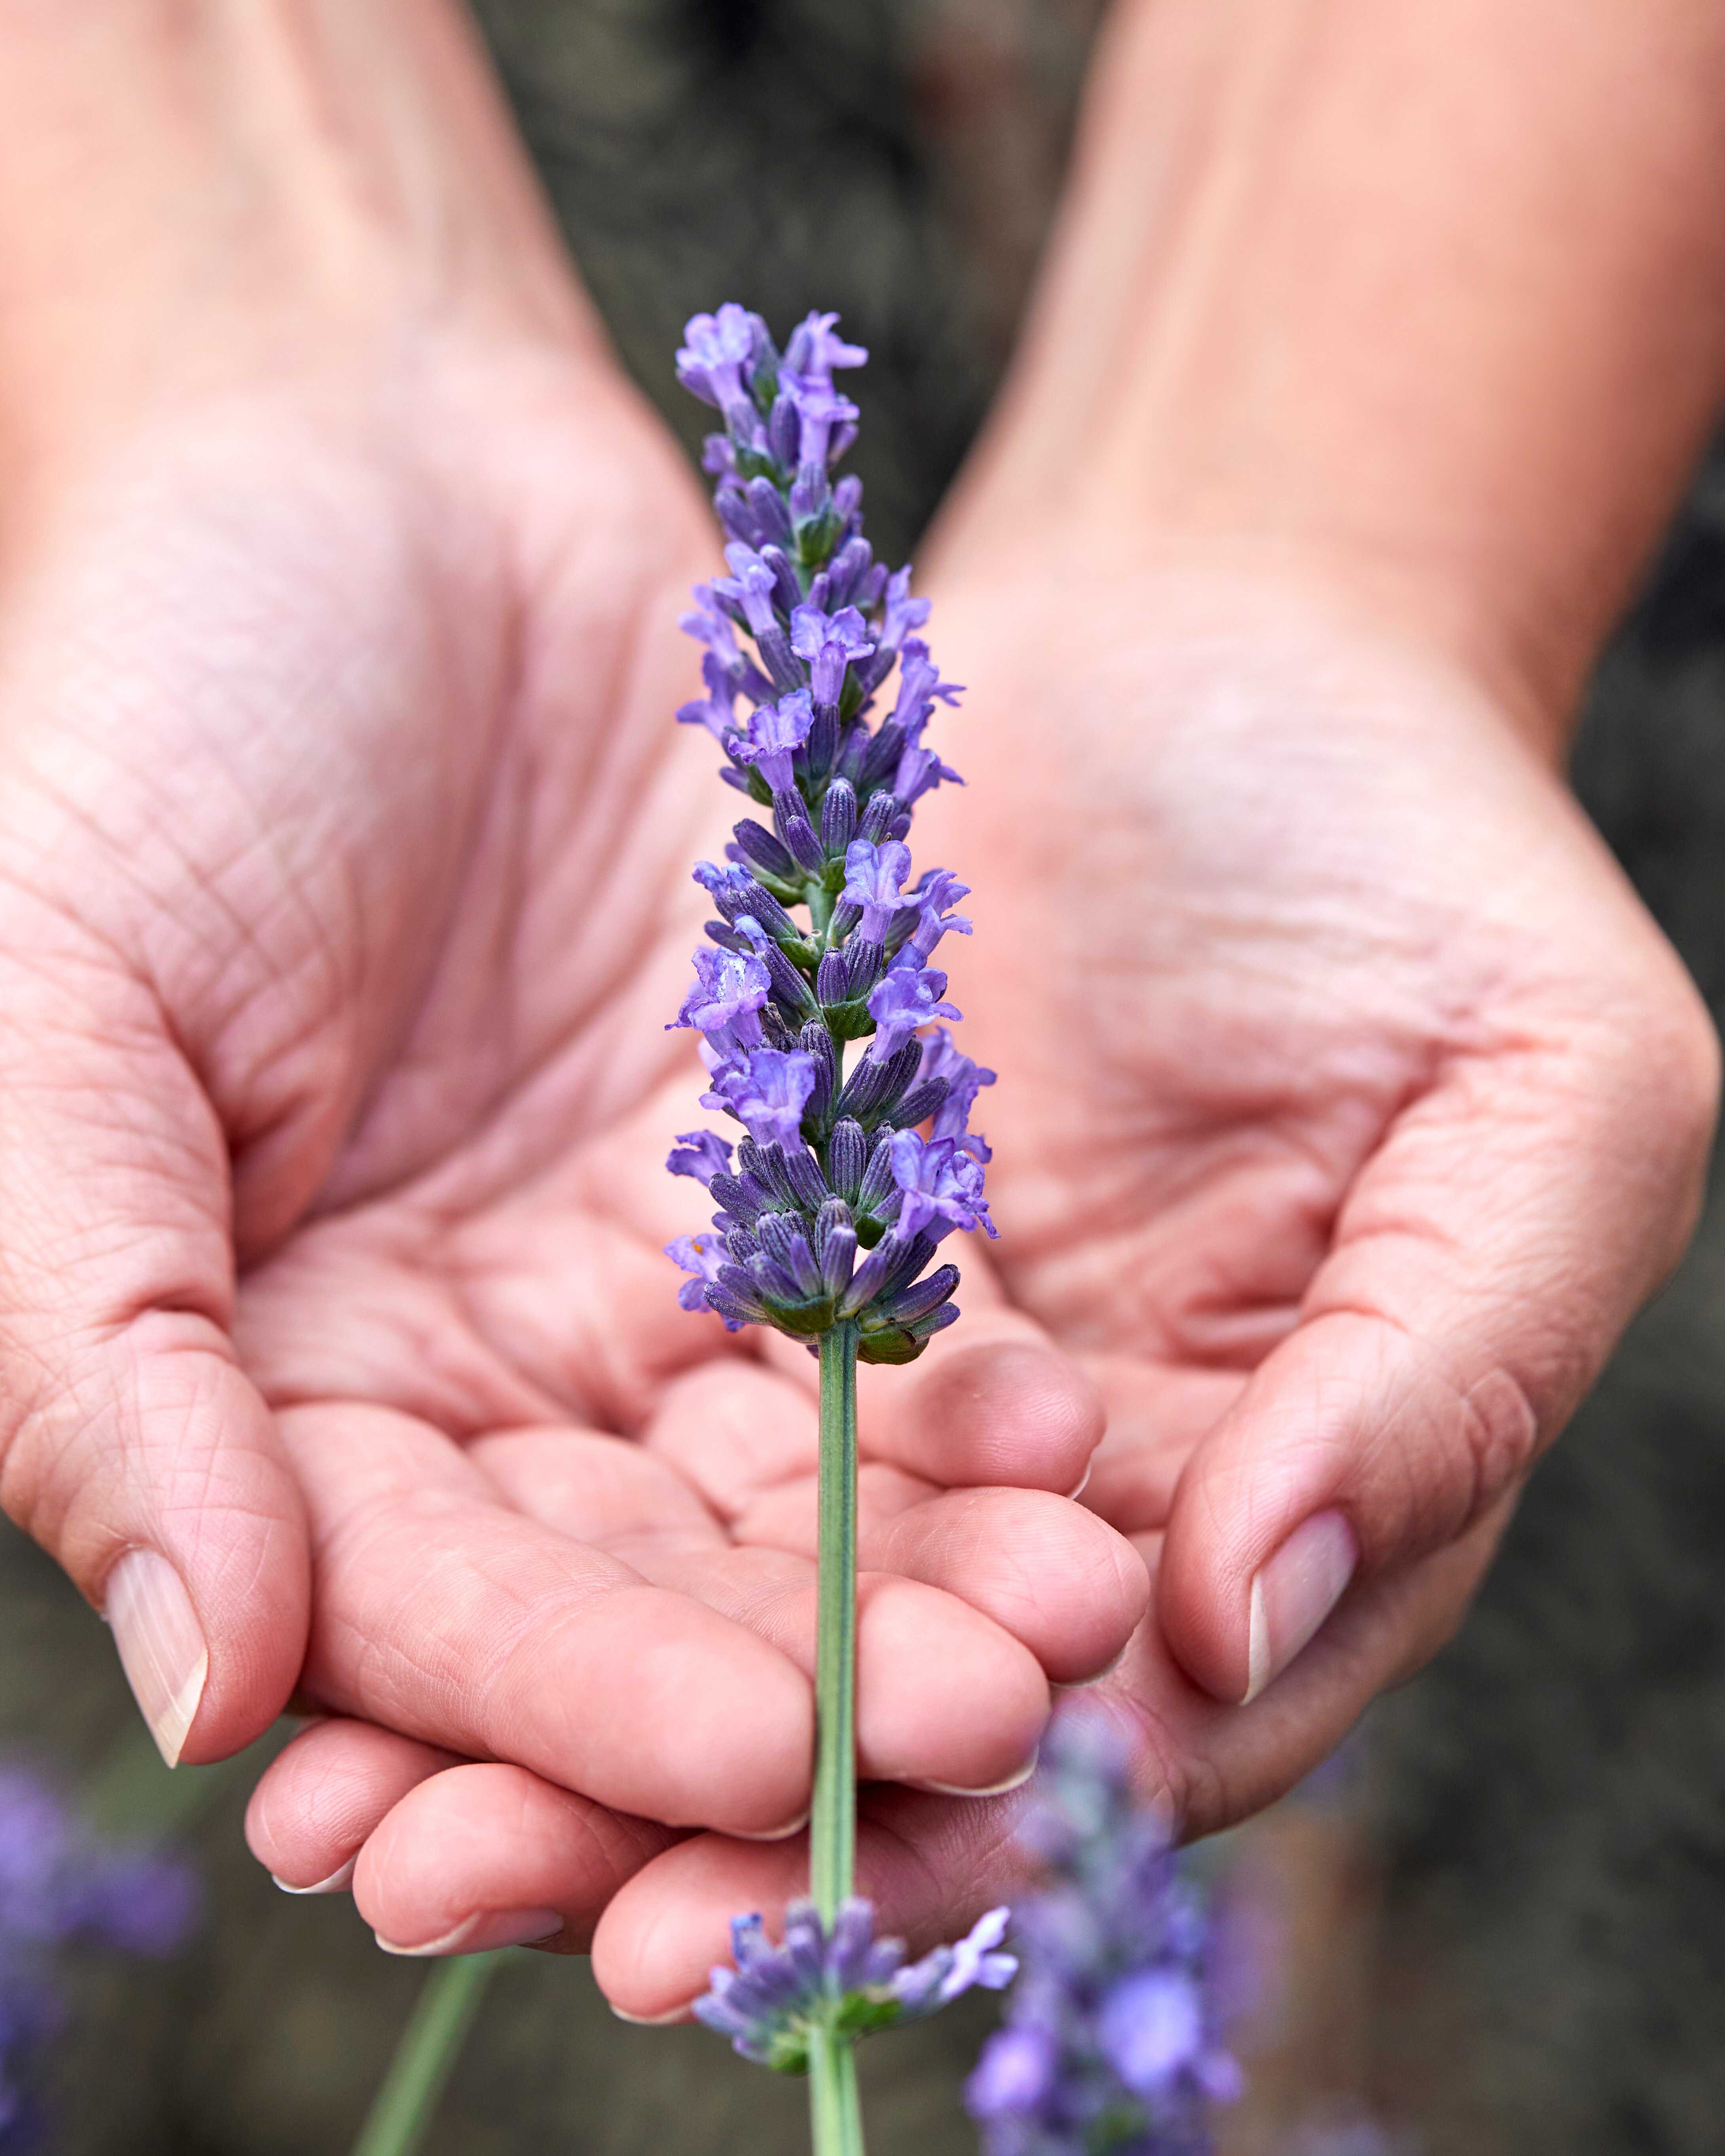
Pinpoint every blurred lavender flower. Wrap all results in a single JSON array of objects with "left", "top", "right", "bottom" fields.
[
  {"left": 663, "top": 303, "right": 991, "bottom": 1368},
  {"left": 694, "top": 1898, "right": 1015, "bottom": 2073},
  {"left": 966, "top": 1710, "right": 1242, "bottom": 2156},
  {"left": 0, "top": 1764, "right": 198, "bottom": 2149}
]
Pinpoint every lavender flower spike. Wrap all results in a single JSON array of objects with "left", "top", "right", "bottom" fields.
[
  {"left": 966, "top": 1708, "right": 1243, "bottom": 2156},
  {"left": 664, "top": 303, "right": 994, "bottom": 1366},
  {"left": 694, "top": 1897, "right": 1016, "bottom": 2074},
  {"left": 665, "top": 305, "right": 1003, "bottom": 2155}
]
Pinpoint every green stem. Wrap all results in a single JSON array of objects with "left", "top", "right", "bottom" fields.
[
  {"left": 350, "top": 1952, "right": 503, "bottom": 2156},
  {"left": 811, "top": 1319, "right": 860, "bottom": 1925},
  {"left": 809, "top": 1319, "right": 866, "bottom": 2156},
  {"left": 808, "top": 2016, "right": 866, "bottom": 2156}
]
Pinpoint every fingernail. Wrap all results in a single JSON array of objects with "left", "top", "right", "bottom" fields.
[
  {"left": 104, "top": 1550, "right": 209, "bottom": 1767},
  {"left": 1244, "top": 1510, "right": 1357, "bottom": 1704},
  {"left": 272, "top": 1857, "right": 356, "bottom": 1896},
  {"left": 375, "top": 1908, "right": 563, "bottom": 1957},
  {"left": 610, "top": 2001, "right": 696, "bottom": 2026},
  {"left": 731, "top": 1806, "right": 810, "bottom": 1843},
  {"left": 1064, "top": 1463, "right": 1093, "bottom": 1501},
  {"left": 912, "top": 1748, "right": 1039, "bottom": 1799}
]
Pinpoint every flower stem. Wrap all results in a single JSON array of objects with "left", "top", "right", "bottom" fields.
[
  {"left": 810, "top": 1318, "right": 866, "bottom": 2156},
  {"left": 808, "top": 2014, "right": 866, "bottom": 2156},
  {"left": 812, "top": 1319, "right": 860, "bottom": 1924},
  {"left": 350, "top": 1951, "right": 503, "bottom": 2156}
]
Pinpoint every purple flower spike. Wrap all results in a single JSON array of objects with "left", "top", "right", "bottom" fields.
[
  {"left": 965, "top": 1705, "right": 1243, "bottom": 2156},
  {"left": 693, "top": 1895, "right": 1014, "bottom": 2074},
  {"left": 665, "top": 305, "right": 992, "bottom": 1362}
]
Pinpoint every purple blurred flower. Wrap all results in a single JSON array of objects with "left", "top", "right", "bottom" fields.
[
  {"left": 965, "top": 1708, "right": 1242, "bottom": 2156},
  {"left": 0, "top": 1766, "right": 199, "bottom": 2152},
  {"left": 694, "top": 1897, "right": 1014, "bottom": 2073}
]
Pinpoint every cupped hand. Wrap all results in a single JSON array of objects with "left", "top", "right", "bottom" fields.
[{"left": 919, "top": 543, "right": 1718, "bottom": 1828}]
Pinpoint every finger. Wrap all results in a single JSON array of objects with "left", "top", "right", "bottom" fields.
[
  {"left": 280, "top": 1401, "right": 813, "bottom": 1835},
  {"left": 589, "top": 1787, "right": 1026, "bottom": 2020},
  {"left": 729, "top": 1478, "right": 1151, "bottom": 1684},
  {"left": 644, "top": 1322, "right": 1105, "bottom": 1512},
  {"left": 0, "top": 935, "right": 309, "bottom": 1764},
  {"left": 245, "top": 1717, "right": 461, "bottom": 1893},
  {"left": 1159, "top": 998, "right": 1718, "bottom": 1704},
  {"left": 352, "top": 1762, "right": 678, "bottom": 1959},
  {"left": 470, "top": 1429, "right": 1049, "bottom": 1791}
]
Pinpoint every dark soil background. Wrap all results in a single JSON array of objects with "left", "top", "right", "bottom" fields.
[{"left": 8, "top": 4, "right": 1725, "bottom": 2150}]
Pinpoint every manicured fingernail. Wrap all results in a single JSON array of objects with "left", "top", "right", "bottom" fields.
[
  {"left": 104, "top": 1550, "right": 208, "bottom": 1767},
  {"left": 731, "top": 1806, "right": 810, "bottom": 1844},
  {"left": 375, "top": 1908, "right": 563, "bottom": 1957},
  {"left": 912, "top": 1748, "right": 1039, "bottom": 1799},
  {"left": 1244, "top": 1510, "right": 1357, "bottom": 1704},
  {"left": 272, "top": 1857, "right": 356, "bottom": 1896},
  {"left": 610, "top": 2001, "right": 696, "bottom": 2026}
]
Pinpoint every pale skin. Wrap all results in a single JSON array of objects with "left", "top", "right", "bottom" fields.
[{"left": 0, "top": 0, "right": 1718, "bottom": 2017}]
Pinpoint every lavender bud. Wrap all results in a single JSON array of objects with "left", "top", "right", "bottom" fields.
[
  {"left": 837, "top": 1241, "right": 894, "bottom": 1317},
  {"left": 820, "top": 1223, "right": 858, "bottom": 1299},
  {"left": 857, "top": 789, "right": 900, "bottom": 844},
  {"left": 873, "top": 1265, "right": 960, "bottom": 1326},
  {"left": 753, "top": 1143, "right": 801, "bottom": 1205},
  {"left": 891, "top": 1078, "right": 948, "bottom": 1129},
  {"left": 733, "top": 819, "right": 797, "bottom": 881},
  {"left": 764, "top": 943, "right": 818, "bottom": 1016},
  {"left": 807, "top": 704, "right": 839, "bottom": 780},
  {"left": 725, "top": 1228, "right": 762, "bottom": 1262},
  {"left": 844, "top": 939, "right": 884, "bottom": 999},
  {"left": 812, "top": 1196, "right": 853, "bottom": 1253},
  {"left": 747, "top": 1253, "right": 804, "bottom": 1304},
  {"left": 836, "top": 725, "right": 871, "bottom": 784},
  {"left": 837, "top": 1056, "right": 894, "bottom": 1120},
  {"left": 758, "top": 622, "right": 802, "bottom": 692},
  {"left": 709, "top": 1172, "right": 759, "bottom": 1221},
  {"left": 783, "top": 1148, "right": 830, "bottom": 1210},
  {"left": 747, "top": 476, "right": 794, "bottom": 549},
  {"left": 773, "top": 791, "right": 826, "bottom": 873},
  {"left": 821, "top": 778, "right": 858, "bottom": 854},
  {"left": 862, "top": 722, "right": 906, "bottom": 788},
  {"left": 768, "top": 392, "right": 801, "bottom": 466},
  {"left": 815, "top": 949, "right": 851, "bottom": 1005},
  {"left": 856, "top": 1137, "right": 898, "bottom": 1214},
  {"left": 756, "top": 1214, "right": 823, "bottom": 1298},
  {"left": 760, "top": 544, "right": 803, "bottom": 619},
  {"left": 826, "top": 1119, "right": 868, "bottom": 1201},
  {"left": 879, "top": 1232, "right": 937, "bottom": 1300}
]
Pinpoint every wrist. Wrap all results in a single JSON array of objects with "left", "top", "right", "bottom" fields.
[
  {"left": 0, "top": 0, "right": 606, "bottom": 462},
  {"left": 926, "top": 511, "right": 1576, "bottom": 768}
]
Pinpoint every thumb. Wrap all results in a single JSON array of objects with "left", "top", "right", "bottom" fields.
[
  {"left": 1158, "top": 1002, "right": 1718, "bottom": 1706},
  {"left": 0, "top": 937, "right": 309, "bottom": 1763}
]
